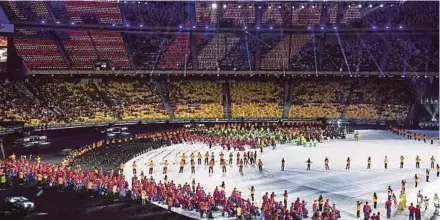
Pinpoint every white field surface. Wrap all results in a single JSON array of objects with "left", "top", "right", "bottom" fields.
[{"left": 124, "top": 130, "right": 440, "bottom": 219}]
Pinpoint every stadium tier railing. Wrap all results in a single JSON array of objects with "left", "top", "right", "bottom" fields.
[{"left": 29, "top": 70, "right": 439, "bottom": 76}]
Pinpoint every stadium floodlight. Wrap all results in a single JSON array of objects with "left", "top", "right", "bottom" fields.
[
  {"left": 211, "top": 3, "right": 217, "bottom": 9},
  {"left": 244, "top": 26, "right": 247, "bottom": 30},
  {"left": 56, "top": 21, "right": 60, "bottom": 24},
  {"left": 41, "top": 20, "right": 45, "bottom": 24},
  {"left": 112, "top": 24, "right": 116, "bottom": 27},
  {"left": 223, "top": 4, "right": 227, "bottom": 9},
  {"left": 205, "top": 26, "right": 209, "bottom": 29},
  {"left": 258, "top": 5, "right": 262, "bottom": 9},
  {"left": 268, "top": 6, "right": 272, "bottom": 9},
  {"left": 238, "top": 5, "right": 241, "bottom": 8},
  {"left": 391, "top": 4, "right": 394, "bottom": 7},
  {"left": 385, "top": 26, "right": 389, "bottom": 29},
  {"left": 179, "top": 25, "right": 183, "bottom": 29},
  {"left": 358, "top": 4, "right": 362, "bottom": 8},
  {"left": 139, "top": 24, "right": 143, "bottom": 27},
  {"left": 256, "top": 26, "right": 260, "bottom": 30},
  {"left": 278, "top": 6, "right": 281, "bottom": 9},
  {"left": 192, "top": 25, "right": 196, "bottom": 29},
  {"left": 70, "top": 22, "right": 75, "bottom": 25},
  {"left": 333, "top": 26, "right": 337, "bottom": 30},
  {"left": 312, "top": 5, "right": 315, "bottom": 8},
  {"left": 307, "top": 26, "right": 311, "bottom": 30},
  {"left": 126, "top": 24, "right": 130, "bottom": 27},
  {"left": 292, "top": 6, "right": 295, "bottom": 9},
  {"left": 320, "top": 26, "right": 324, "bottom": 30},
  {"left": 380, "top": 4, "right": 384, "bottom": 7},
  {"left": 399, "top": 25, "right": 403, "bottom": 29},
  {"left": 301, "top": 5, "right": 305, "bottom": 9},
  {"left": 269, "top": 26, "right": 273, "bottom": 30},
  {"left": 369, "top": 4, "right": 373, "bottom": 8},
  {"left": 372, "top": 26, "right": 376, "bottom": 29}
]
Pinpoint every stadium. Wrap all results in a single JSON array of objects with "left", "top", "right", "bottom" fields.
[{"left": 0, "top": 1, "right": 439, "bottom": 220}]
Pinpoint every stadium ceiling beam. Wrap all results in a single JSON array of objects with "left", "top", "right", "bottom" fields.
[{"left": 11, "top": 21, "right": 439, "bottom": 35}]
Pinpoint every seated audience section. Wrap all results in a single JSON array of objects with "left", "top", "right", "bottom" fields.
[
  {"left": 89, "top": 31, "right": 131, "bottom": 70},
  {"left": 230, "top": 81, "right": 283, "bottom": 118},
  {"left": 14, "top": 28, "right": 67, "bottom": 69},
  {"left": 347, "top": 78, "right": 413, "bottom": 121},
  {"left": 61, "top": 30, "right": 98, "bottom": 69},
  {"left": 97, "top": 79, "right": 168, "bottom": 120},
  {"left": 29, "top": 79, "right": 115, "bottom": 123},
  {"left": 64, "top": 1, "right": 123, "bottom": 24},
  {"left": 0, "top": 80, "right": 54, "bottom": 126},
  {"left": 289, "top": 78, "right": 350, "bottom": 118},
  {"left": 169, "top": 81, "right": 224, "bottom": 119}
]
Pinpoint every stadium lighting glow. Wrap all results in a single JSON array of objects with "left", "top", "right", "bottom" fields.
[
  {"left": 139, "top": 24, "right": 143, "bottom": 27},
  {"left": 391, "top": 4, "right": 394, "bottom": 7},
  {"left": 258, "top": 6, "right": 262, "bottom": 9},
  {"left": 192, "top": 25, "right": 196, "bottom": 29},
  {"left": 56, "top": 21, "right": 60, "bottom": 24},
  {"left": 211, "top": 3, "right": 217, "bottom": 9},
  {"left": 244, "top": 26, "right": 247, "bottom": 30},
  {"left": 223, "top": 4, "right": 227, "bottom": 9},
  {"left": 372, "top": 26, "right": 376, "bottom": 29},
  {"left": 399, "top": 25, "right": 403, "bottom": 29},
  {"left": 369, "top": 4, "right": 373, "bottom": 8},
  {"left": 70, "top": 22, "right": 75, "bottom": 25},
  {"left": 179, "top": 25, "right": 183, "bottom": 29},
  {"left": 358, "top": 4, "right": 362, "bottom": 8},
  {"left": 307, "top": 26, "right": 311, "bottom": 30},
  {"left": 256, "top": 26, "right": 260, "bottom": 30},
  {"left": 312, "top": 5, "right": 315, "bottom": 8},
  {"left": 112, "top": 24, "right": 116, "bottom": 26},
  {"left": 268, "top": 6, "right": 272, "bottom": 9},
  {"left": 320, "top": 26, "right": 324, "bottom": 30},
  {"left": 126, "top": 24, "right": 130, "bottom": 27},
  {"left": 292, "top": 6, "right": 295, "bottom": 9},
  {"left": 41, "top": 20, "right": 45, "bottom": 24},
  {"left": 385, "top": 26, "right": 389, "bottom": 29},
  {"left": 269, "top": 26, "right": 273, "bottom": 30},
  {"left": 205, "top": 26, "right": 209, "bottom": 29},
  {"left": 333, "top": 26, "right": 337, "bottom": 30},
  {"left": 238, "top": 5, "right": 241, "bottom": 8},
  {"left": 278, "top": 6, "right": 281, "bottom": 9},
  {"left": 301, "top": 5, "right": 305, "bottom": 9},
  {"left": 380, "top": 4, "right": 384, "bottom": 7}
]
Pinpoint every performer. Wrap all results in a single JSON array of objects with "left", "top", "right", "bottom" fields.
[
  {"left": 387, "top": 186, "right": 393, "bottom": 201},
  {"left": 209, "top": 159, "right": 214, "bottom": 174},
  {"left": 416, "top": 156, "right": 421, "bottom": 169},
  {"left": 179, "top": 159, "right": 185, "bottom": 173},
  {"left": 373, "top": 192, "right": 378, "bottom": 209},
  {"left": 306, "top": 158, "right": 312, "bottom": 170},
  {"left": 283, "top": 190, "right": 288, "bottom": 209},
  {"left": 191, "top": 160, "right": 196, "bottom": 174},
  {"left": 346, "top": 157, "right": 351, "bottom": 170},
  {"left": 431, "top": 156, "right": 436, "bottom": 169},
  {"left": 228, "top": 152, "right": 233, "bottom": 165},
  {"left": 239, "top": 159, "right": 244, "bottom": 174},
  {"left": 426, "top": 169, "right": 430, "bottom": 182},
  {"left": 281, "top": 158, "right": 285, "bottom": 171},
  {"left": 414, "top": 174, "right": 420, "bottom": 188},
  {"left": 132, "top": 161, "right": 137, "bottom": 175},
  {"left": 221, "top": 159, "right": 226, "bottom": 173},
  {"left": 197, "top": 152, "right": 202, "bottom": 165},
  {"left": 436, "top": 164, "right": 440, "bottom": 177},
  {"left": 324, "top": 157, "right": 330, "bottom": 170},
  {"left": 204, "top": 151, "right": 209, "bottom": 165},
  {"left": 161, "top": 160, "right": 168, "bottom": 174},
  {"left": 250, "top": 186, "right": 255, "bottom": 202},
  {"left": 367, "top": 156, "right": 372, "bottom": 169},
  {"left": 400, "top": 155, "right": 405, "bottom": 169},
  {"left": 384, "top": 156, "right": 389, "bottom": 169},
  {"left": 398, "top": 191, "right": 407, "bottom": 211},
  {"left": 258, "top": 159, "right": 263, "bottom": 172},
  {"left": 148, "top": 160, "right": 154, "bottom": 175}
]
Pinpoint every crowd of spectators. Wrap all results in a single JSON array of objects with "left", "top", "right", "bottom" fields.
[
  {"left": 230, "top": 81, "right": 284, "bottom": 118},
  {"left": 168, "top": 81, "right": 224, "bottom": 119},
  {"left": 289, "top": 78, "right": 350, "bottom": 119},
  {"left": 97, "top": 79, "right": 168, "bottom": 120},
  {"left": 0, "top": 77, "right": 432, "bottom": 125},
  {"left": 28, "top": 78, "right": 115, "bottom": 124},
  {"left": 0, "top": 79, "right": 55, "bottom": 126}
]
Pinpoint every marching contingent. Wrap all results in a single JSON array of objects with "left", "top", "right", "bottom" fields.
[{"left": 0, "top": 124, "right": 439, "bottom": 220}]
